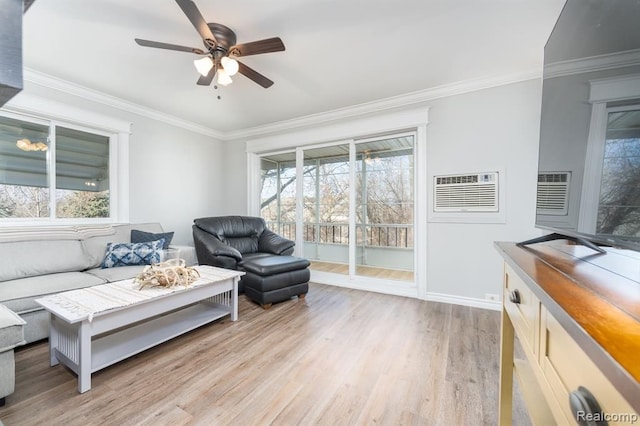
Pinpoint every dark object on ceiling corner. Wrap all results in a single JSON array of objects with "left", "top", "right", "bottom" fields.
[{"left": 0, "top": 0, "right": 26, "bottom": 108}]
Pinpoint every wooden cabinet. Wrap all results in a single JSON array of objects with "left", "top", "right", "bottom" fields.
[{"left": 496, "top": 242, "right": 640, "bottom": 426}]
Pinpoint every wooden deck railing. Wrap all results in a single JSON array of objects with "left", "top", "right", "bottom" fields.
[{"left": 267, "top": 221, "right": 413, "bottom": 248}]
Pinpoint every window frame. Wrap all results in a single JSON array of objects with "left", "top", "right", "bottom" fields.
[{"left": 0, "top": 98, "right": 130, "bottom": 226}]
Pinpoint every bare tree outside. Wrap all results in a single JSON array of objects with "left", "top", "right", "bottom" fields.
[
  {"left": 0, "top": 185, "right": 49, "bottom": 218},
  {"left": 596, "top": 137, "right": 640, "bottom": 237},
  {"left": 260, "top": 142, "right": 414, "bottom": 248}
]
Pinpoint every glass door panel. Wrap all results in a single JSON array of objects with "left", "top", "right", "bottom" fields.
[
  {"left": 260, "top": 152, "right": 296, "bottom": 240},
  {"left": 355, "top": 136, "right": 415, "bottom": 281},
  {"left": 303, "top": 144, "right": 350, "bottom": 275}
]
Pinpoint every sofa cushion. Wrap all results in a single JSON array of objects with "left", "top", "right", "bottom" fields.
[
  {"left": 0, "top": 239, "right": 91, "bottom": 282},
  {"left": 0, "top": 304, "right": 25, "bottom": 351},
  {"left": 101, "top": 239, "right": 165, "bottom": 268},
  {"left": 131, "top": 229, "right": 174, "bottom": 249},
  {"left": 83, "top": 223, "right": 164, "bottom": 268},
  {"left": 85, "top": 265, "right": 147, "bottom": 283},
  {"left": 0, "top": 272, "right": 106, "bottom": 314}
]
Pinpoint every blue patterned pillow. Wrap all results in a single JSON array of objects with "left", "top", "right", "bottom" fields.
[{"left": 101, "top": 239, "right": 165, "bottom": 268}]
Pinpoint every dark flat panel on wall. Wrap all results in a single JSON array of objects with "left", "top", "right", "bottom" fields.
[
  {"left": 23, "top": 0, "right": 35, "bottom": 12},
  {"left": 0, "top": 0, "right": 24, "bottom": 108}
]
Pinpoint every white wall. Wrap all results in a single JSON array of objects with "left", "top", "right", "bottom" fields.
[
  {"left": 5, "top": 81, "right": 226, "bottom": 246},
  {"left": 220, "top": 140, "right": 249, "bottom": 215},
  {"left": 127, "top": 119, "right": 225, "bottom": 245},
  {"left": 425, "top": 81, "right": 541, "bottom": 301},
  {"left": 222, "top": 79, "right": 542, "bottom": 305}
]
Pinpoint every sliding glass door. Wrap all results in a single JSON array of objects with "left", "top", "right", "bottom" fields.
[
  {"left": 302, "top": 144, "right": 350, "bottom": 275},
  {"left": 260, "top": 153, "right": 296, "bottom": 240},
  {"left": 259, "top": 133, "right": 415, "bottom": 284},
  {"left": 355, "top": 136, "right": 414, "bottom": 281}
]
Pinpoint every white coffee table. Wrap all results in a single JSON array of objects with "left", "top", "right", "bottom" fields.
[{"left": 36, "top": 265, "right": 244, "bottom": 393}]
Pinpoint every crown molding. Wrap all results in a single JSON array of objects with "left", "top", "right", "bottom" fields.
[
  {"left": 23, "top": 67, "right": 541, "bottom": 142},
  {"left": 23, "top": 68, "right": 225, "bottom": 139},
  {"left": 224, "top": 69, "right": 541, "bottom": 141},
  {"left": 544, "top": 49, "right": 640, "bottom": 80}
]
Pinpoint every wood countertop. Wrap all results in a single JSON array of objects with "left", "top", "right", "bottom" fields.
[{"left": 494, "top": 241, "right": 640, "bottom": 413}]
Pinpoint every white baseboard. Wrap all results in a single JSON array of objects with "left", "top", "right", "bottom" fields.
[
  {"left": 310, "top": 271, "right": 418, "bottom": 299},
  {"left": 426, "top": 292, "right": 502, "bottom": 311},
  {"left": 310, "top": 271, "right": 502, "bottom": 311}
]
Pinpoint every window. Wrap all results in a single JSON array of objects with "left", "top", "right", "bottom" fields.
[
  {"left": 596, "top": 107, "right": 640, "bottom": 236},
  {"left": 0, "top": 113, "right": 114, "bottom": 221}
]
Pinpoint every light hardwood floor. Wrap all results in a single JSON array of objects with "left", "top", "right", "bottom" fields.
[
  {"left": 0, "top": 284, "right": 530, "bottom": 425},
  {"left": 310, "top": 261, "right": 415, "bottom": 282}
]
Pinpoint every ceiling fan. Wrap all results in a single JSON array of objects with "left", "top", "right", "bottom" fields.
[{"left": 134, "top": 0, "right": 285, "bottom": 89}]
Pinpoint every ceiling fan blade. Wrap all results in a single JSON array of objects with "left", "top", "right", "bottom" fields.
[
  {"left": 135, "top": 38, "right": 205, "bottom": 55},
  {"left": 229, "top": 37, "right": 285, "bottom": 57},
  {"left": 237, "top": 61, "right": 274, "bottom": 88},
  {"left": 196, "top": 68, "right": 216, "bottom": 86},
  {"left": 175, "top": 0, "right": 217, "bottom": 48}
]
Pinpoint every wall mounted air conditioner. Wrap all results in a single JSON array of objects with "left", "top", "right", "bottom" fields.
[
  {"left": 433, "top": 172, "right": 499, "bottom": 212},
  {"left": 536, "top": 172, "right": 570, "bottom": 216}
]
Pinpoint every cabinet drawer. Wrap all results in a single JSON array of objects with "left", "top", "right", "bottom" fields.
[
  {"left": 504, "top": 264, "right": 537, "bottom": 354},
  {"left": 540, "top": 306, "right": 638, "bottom": 425}
]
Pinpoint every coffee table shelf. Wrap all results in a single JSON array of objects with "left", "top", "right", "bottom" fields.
[
  {"left": 37, "top": 266, "right": 243, "bottom": 393},
  {"left": 95, "top": 303, "right": 229, "bottom": 372}
]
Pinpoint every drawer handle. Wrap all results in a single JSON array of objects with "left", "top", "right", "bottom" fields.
[
  {"left": 508, "top": 289, "right": 520, "bottom": 304},
  {"left": 569, "top": 386, "right": 607, "bottom": 426}
]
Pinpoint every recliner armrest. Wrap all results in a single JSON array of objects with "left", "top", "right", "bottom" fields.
[
  {"left": 193, "top": 227, "right": 242, "bottom": 262},
  {"left": 258, "top": 229, "right": 295, "bottom": 255}
]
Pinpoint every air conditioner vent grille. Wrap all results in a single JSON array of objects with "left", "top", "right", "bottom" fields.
[
  {"left": 436, "top": 175, "right": 479, "bottom": 185},
  {"left": 434, "top": 172, "right": 498, "bottom": 212},
  {"left": 537, "top": 172, "right": 570, "bottom": 215},
  {"left": 538, "top": 173, "right": 569, "bottom": 183}
]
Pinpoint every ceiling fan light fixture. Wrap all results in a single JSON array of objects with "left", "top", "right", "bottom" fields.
[
  {"left": 220, "top": 56, "right": 239, "bottom": 76},
  {"left": 194, "top": 56, "right": 214, "bottom": 76},
  {"left": 134, "top": 1, "right": 285, "bottom": 90},
  {"left": 217, "top": 68, "right": 233, "bottom": 86}
]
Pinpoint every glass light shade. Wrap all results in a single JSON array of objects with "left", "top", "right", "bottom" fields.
[
  {"left": 16, "top": 138, "right": 48, "bottom": 152},
  {"left": 194, "top": 56, "right": 214, "bottom": 76},
  {"left": 16, "top": 138, "right": 31, "bottom": 151},
  {"left": 220, "top": 56, "right": 239, "bottom": 76},
  {"left": 217, "top": 68, "right": 233, "bottom": 86}
]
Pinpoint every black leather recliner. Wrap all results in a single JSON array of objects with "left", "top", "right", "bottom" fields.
[
  {"left": 193, "top": 216, "right": 294, "bottom": 270},
  {"left": 192, "top": 217, "right": 309, "bottom": 303}
]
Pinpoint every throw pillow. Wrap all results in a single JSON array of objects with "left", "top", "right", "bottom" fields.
[
  {"left": 101, "top": 239, "right": 165, "bottom": 268},
  {"left": 131, "top": 229, "right": 174, "bottom": 249}
]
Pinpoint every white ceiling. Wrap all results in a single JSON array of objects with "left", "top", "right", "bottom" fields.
[{"left": 22, "top": 0, "right": 566, "bottom": 134}]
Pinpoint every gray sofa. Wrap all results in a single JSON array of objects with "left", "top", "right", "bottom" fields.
[
  {"left": 0, "top": 222, "right": 196, "bottom": 344},
  {"left": 0, "top": 222, "right": 198, "bottom": 405}
]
